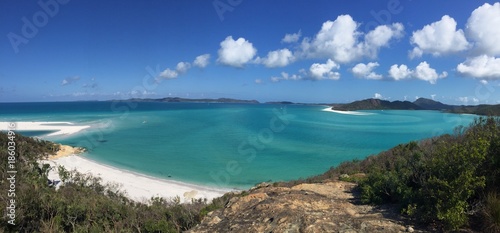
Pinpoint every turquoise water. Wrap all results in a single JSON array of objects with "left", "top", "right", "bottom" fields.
[{"left": 0, "top": 102, "right": 477, "bottom": 189}]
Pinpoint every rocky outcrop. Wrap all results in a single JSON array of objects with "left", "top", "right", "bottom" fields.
[{"left": 189, "top": 181, "right": 421, "bottom": 233}]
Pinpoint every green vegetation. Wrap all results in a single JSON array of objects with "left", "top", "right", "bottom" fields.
[
  {"left": 448, "top": 104, "right": 500, "bottom": 116},
  {"left": 332, "top": 98, "right": 422, "bottom": 111},
  {"left": 333, "top": 97, "right": 500, "bottom": 116},
  {"left": 0, "top": 132, "right": 231, "bottom": 232},
  {"left": 304, "top": 117, "right": 500, "bottom": 231}
]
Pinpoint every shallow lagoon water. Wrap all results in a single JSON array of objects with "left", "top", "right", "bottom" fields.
[{"left": 0, "top": 102, "right": 477, "bottom": 189}]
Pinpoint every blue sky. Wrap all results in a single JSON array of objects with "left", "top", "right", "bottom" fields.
[{"left": 1, "top": 0, "right": 500, "bottom": 104}]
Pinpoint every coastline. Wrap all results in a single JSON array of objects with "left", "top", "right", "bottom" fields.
[
  {"left": 43, "top": 147, "right": 231, "bottom": 204},
  {"left": 321, "top": 107, "right": 374, "bottom": 116},
  {"left": 0, "top": 121, "right": 90, "bottom": 136}
]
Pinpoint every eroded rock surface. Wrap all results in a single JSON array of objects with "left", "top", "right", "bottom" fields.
[{"left": 189, "top": 181, "right": 423, "bottom": 233}]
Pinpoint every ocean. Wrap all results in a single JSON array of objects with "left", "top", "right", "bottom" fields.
[{"left": 0, "top": 101, "right": 477, "bottom": 189}]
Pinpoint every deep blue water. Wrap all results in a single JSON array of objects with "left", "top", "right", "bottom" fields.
[{"left": 0, "top": 101, "right": 477, "bottom": 189}]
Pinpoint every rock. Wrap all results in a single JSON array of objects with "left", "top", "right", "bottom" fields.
[
  {"left": 188, "top": 181, "right": 418, "bottom": 232},
  {"left": 407, "top": 226, "right": 414, "bottom": 232},
  {"left": 208, "top": 216, "right": 221, "bottom": 225}
]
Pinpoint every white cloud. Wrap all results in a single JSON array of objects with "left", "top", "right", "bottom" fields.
[
  {"left": 271, "top": 71, "right": 304, "bottom": 82},
  {"left": 176, "top": 62, "right": 191, "bottom": 74},
  {"left": 409, "top": 15, "right": 469, "bottom": 58},
  {"left": 413, "top": 61, "right": 448, "bottom": 84},
  {"left": 309, "top": 59, "right": 340, "bottom": 80},
  {"left": 254, "top": 79, "right": 263, "bottom": 84},
  {"left": 458, "top": 96, "right": 469, "bottom": 104},
  {"left": 159, "top": 68, "right": 178, "bottom": 79},
  {"left": 300, "top": 15, "right": 404, "bottom": 63},
  {"left": 217, "top": 36, "right": 257, "bottom": 67},
  {"left": 61, "top": 76, "right": 80, "bottom": 86},
  {"left": 282, "top": 30, "right": 301, "bottom": 43},
  {"left": 457, "top": 55, "right": 500, "bottom": 79},
  {"left": 352, "top": 62, "right": 382, "bottom": 80},
  {"left": 260, "top": 48, "right": 295, "bottom": 68},
  {"left": 374, "top": 93, "right": 383, "bottom": 99},
  {"left": 193, "top": 54, "right": 210, "bottom": 68},
  {"left": 481, "top": 80, "right": 488, "bottom": 85},
  {"left": 362, "top": 23, "right": 404, "bottom": 58},
  {"left": 466, "top": 3, "right": 500, "bottom": 56},
  {"left": 388, "top": 62, "right": 447, "bottom": 84},
  {"left": 431, "top": 94, "right": 436, "bottom": 100},
  {"left": 271, "top": 76, "right": 281, "bottom": 83},
  {"left": 388, "top": 64, "right": 412, "bottom": 81}
]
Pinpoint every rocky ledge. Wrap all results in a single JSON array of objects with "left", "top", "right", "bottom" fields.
[{"left": 189, "top": 181, "right": 421, "bottom": 233}]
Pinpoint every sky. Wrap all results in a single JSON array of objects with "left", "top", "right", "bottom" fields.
[{"left": 1, "top": 0, "right": 500, "bottom": 104}]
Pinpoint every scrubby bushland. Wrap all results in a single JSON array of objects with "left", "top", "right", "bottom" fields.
[{"left": 306, "top": 117, "right": 500, "bottom": 231}]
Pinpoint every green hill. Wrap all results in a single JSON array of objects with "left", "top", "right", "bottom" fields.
[{"left": 332, "top": 98, "right": 422, "bottom": 111}]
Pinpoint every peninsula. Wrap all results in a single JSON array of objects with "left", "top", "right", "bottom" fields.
[{"left": 331, "top": 97, "right": 500, "bottom": 116}]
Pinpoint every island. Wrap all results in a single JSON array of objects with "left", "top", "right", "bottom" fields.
[
  {"left": 331, "top": 97, "right": 500, "bottom": 116},
  {"left": 109, "top": 97, "right": 260, "bottom": 104}
]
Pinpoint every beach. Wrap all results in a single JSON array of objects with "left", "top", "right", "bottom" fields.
[
  {"left": 39, "top": 141, "right": 231, "bottom": 204},
  {"left": 43, "top": 155, "right": 230, "bottom": 203}
]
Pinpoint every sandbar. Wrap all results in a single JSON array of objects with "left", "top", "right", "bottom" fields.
[
  {"left": 321, "top": 107, "right": 374, "bottom": 116},
  {"left": 0, "top": 121, "right": 90, "bottom": 136}
]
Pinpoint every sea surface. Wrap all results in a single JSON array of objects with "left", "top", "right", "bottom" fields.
[{"left": 0, "top": 101, "right": 478, "bottom": 189}]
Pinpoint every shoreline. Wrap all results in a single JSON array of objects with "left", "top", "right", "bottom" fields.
[
  {"left": 321, "top": 107, "right": 374, "bottom": 116},
  {"left": 0, "top": 121, "right": 90, "bottom": 136},
  {"left": 43, "top": 153, "right": 231, "bottom": 203}
]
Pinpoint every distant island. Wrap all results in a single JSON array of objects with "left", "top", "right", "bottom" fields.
[
  {"left": 105, "top": 96, "right": 500, "bottom": 116},
  {"left": 112, "top": 97, "right": 260, "bottom": 104},
  {"left": 332, "top": 98, "right": 500, "bottom": 116}
]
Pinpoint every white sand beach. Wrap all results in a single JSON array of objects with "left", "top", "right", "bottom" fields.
[
  {"left": 0, "top": 121, "right": 90, "bottom": 136},
  {"left": 321, "top": 107, "right": 374, "bottom": 116},
  {"left": 43, "top": 155, "right": 230, "bottom": 204}
]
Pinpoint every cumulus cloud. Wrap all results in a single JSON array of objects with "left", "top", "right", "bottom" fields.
[
  {"left": 466, "top": 3, "right": 500, "bottom": 56},
  {"left": 351, "top": 62, "right": 382, "bottom": 80},
  {"left": 413, "top": 61, "right": 448, "bottom": 84},
  {"left": 61, "top": 76, "right": 80, "bottom": 86},
  {"left": 271, "top": 71, "right": 304, "bottom": 82},
  {"left": 176, "top": 62, "right": 191, "bottom": 74},
  {"left": 260, "top": 48, "right": 295, "bottom": 68},
  {"left": 282, "top": 30, "right": 302, "bottom": 43},
  {"left": 388, "top": 62, "right": 447, "bottom": 84},
  {"left": 457, "top": 55, "right": 500, "bottom": 79},
  {"left": 270, "top": 60, "right": 341, "bottom": 82},
  {"left": 309, "top": 59, "right": 341, "bottom": 80},
  {"left": 193, "top": 54, "right": 210, "bottom": 68},
  {"left": 409, "top": 15, "right": 469, "bottom": 58},
  {"left": 300, "top": 15, "right": 404, "bottom": 63},
  {"left": 388, "top": 64, "right": 412, "bottom": 81},
  {"left": 217, "top": 36, "right": 257, "bottom": 67},
  {"left": 480, "top": 80, "right": 488, "bottom": 85},
  {"left": 374, "top": 93, "right": 383, "bottom": 99},
  {"left": 159, "top": 68, "right": 178, "bottom": 79},
  {"left": 362, "top": 23, "right": 404, "bottom": 58}
]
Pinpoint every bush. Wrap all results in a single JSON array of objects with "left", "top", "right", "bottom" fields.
[
  {"left": 483, "top": 192, "right": 500, "bottom": 233},
  {"left": 357, "top": 117, "right": 500, "bottom": 231}
]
